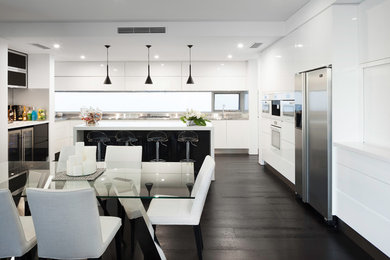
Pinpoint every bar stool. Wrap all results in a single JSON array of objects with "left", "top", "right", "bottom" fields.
[
  {"left": 147, "top": 131, "right": 168, "bottom": 162},
  {"left": 178, "top": 131, "right": 199, "bottom": 162},
  {"left": 86, "top": 131, "right": 110, "bottom": 161},
  {"left": 115, "top": 131, "right": 138, "bottom": 146}
]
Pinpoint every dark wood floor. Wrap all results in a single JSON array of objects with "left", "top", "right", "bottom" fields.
[{"left": 110, "top": 154, "right": 371, "bottom": 260}]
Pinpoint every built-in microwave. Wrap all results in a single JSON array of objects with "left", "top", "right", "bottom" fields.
[
  {"left": 271, "top": 100, "right": 281, "bottom": 117},
  {"left": 261, "top": 100, "right": 271, "bottom": 117},
  {"left": 281, "top": 100, "right": 294, "bottom": 122}
]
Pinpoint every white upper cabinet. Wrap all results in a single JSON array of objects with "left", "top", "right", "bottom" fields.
[
  {"left": 125, "top": 61, "right": 181, "bottom": 77},
  {"left": 28, "top": 54, "right": 51, "bottom": 89},
  {"left": 55, "top": 60, "right": 247, "bottom": 91},
  {"left": 55, "top": 76, "right": 125, "bottom": 91},
  {"left": 125, "top": 76, "right": 181, "bottom": 91},
  {"left": 182, "top": 61, "right": 246, "bottom": 77},
  {"left": 55, "top": 61, "right": 125, "bottom": 77}
]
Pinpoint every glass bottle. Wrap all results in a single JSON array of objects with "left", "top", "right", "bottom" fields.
[
  {"left": 22, "top": 106, "right": 27, "bottom": 121},
  {"left": 31, "top": 107, "right": 38, "bottom": 121}
]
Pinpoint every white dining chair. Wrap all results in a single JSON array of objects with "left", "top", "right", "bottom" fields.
[
  {"left": 56, "top": 145, "right": 76, "bottom": 172},
  {"left": 105, "top": 145, "right": 142, "bottom": 169},
  {"left": 26, "top": 188, "right": 122, "bottom": 260},
  {"left": 112, "top": 179, "right": 167, "bottom": 260},
  {"left": 0, "top": 189, "right": 37, "bottom": 259},
  {"left": 147, "top": 155, "right": 215, "bottom": 260}
]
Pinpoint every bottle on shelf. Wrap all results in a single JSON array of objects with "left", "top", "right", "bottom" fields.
[
  {"left": 22, "top": 106, "right": 27, "bottom": 121},
  {"left": 8, "top": 105, "right": 14, "bottom": 123},
  {"left": 38, "top": 109, "right": 46, "bottom": 120},
  {"left": 27, "top": 107, "right": 32, "bottom": 121},
  {"left": 31, "top": 107, "right": 38, "bottom": 121}
]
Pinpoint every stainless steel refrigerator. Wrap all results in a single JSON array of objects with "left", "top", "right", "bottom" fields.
[{"left": 295, "top": 66, "right": 332, "bottom": 221}]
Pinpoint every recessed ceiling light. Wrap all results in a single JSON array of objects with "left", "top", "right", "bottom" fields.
[
  {"left": 227, "top": 54, "right": 233, "bottom": 59},
  {"left": 294, "top": 43, "right": 304, "bottom": 48},
  {"left": 352, "top": 17, "right": 358, "bottom": 21},
  {"left": 53, "top": 43, "right": 60, "bottom": 49},
  {"left": 275, "top": 55, "right": 282, "bottom": 58},
  {"left": 237, "top": 43, "right": 244, "bottom": 48},
  {"left": 80, "top": 55, "right": 86, "bottom": 59},
  {"left": 113, "top": 68, "right": 118, "bottom": 72},
  {"left": 161, "top": 63, "right": 165, "bottom": 66},
  {"left": 154, "top": 55, "right": 159, "bottom": 59},
  {"left": 100, "top": 64, "right": 104, "bottom": 67},
  {"left": 220, "top": 63, "right": 225, "bottom": 66}
]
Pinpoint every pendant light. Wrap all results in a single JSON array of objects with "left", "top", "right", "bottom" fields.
[
  {"left": 103, "top": 45, "right": 112, "bottom": 85},
  {"left": 145, "top": 45, "right": 153, "bottom": 84},
  {"left": 186, "top": 45, "right": 194, "bottom": 84}
]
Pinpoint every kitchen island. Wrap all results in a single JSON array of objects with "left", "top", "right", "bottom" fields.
[{"left": 73, "top": 120, "right": 214, "bottom": 178}]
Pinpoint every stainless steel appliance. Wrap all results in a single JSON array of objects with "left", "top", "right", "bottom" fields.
[
  {"left": 271, "top": 124, "right": 281, "bottom": 150},
  {"left": 261, "top": 100, "right": 271, "bottom": 117},
  {"left": 281, "top": 100, "right": 294, "bottom": 122},
  {"left": 295, "top": 66, "right": 332, "bottom": 221}
]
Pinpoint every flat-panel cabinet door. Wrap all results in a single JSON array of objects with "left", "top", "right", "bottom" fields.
[
  {"left": 211, "top": 120, "right": 227, "bottom": 148},
  {"left": 8, "top": 130, "right": 22, "bottom": 161},
  {"left": 226, "top": 120, "right": 250, "bottom": 148},
  {"left": 22, "top": 128, "right": 34, "bottom": 161}
]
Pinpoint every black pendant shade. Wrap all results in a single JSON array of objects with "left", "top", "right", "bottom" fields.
[
  {"left": 145, "top": 45, "right": 153, "bottom": 84},
  {"left": 186, "top": 45, "right": 194, "bottom": 84},
  {"left": 103, "top": 45, "right": 112, "bottom": 85}
]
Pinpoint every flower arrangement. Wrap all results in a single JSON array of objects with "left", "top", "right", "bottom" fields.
[
  {"left": 180, "top": 109, "right": 210, "bottom": 126},
  {"left": 80, "top": 107, "right": 102, "bottom": 126}
]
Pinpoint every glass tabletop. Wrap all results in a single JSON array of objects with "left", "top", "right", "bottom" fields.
[{"left": 1, "top": 161, "right": 196, "bottom": 199}]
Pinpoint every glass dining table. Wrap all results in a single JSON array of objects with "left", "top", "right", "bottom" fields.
[
  {"left": 2, "top": 160, "right": 196, "bottom": 259},
  {"left": 2, "top": 160, "right": 196, "bottom": 199}
]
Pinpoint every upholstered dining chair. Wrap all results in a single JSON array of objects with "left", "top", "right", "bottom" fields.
[
  {"left": 146, "top": 155, "right": 215, "bottom": 260},
  {"left": 0, "top": 189, "right": 37, "bottom": 259},
  {"left": 26, "top": 188, "right": 122, "bottom": 259}
]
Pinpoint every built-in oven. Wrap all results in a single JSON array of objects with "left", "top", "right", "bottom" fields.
[
  {"left": 281, "top": 100, "right": 295, "bottom": 122},
  {"left": 261, "top": 100, "right": 271, "bottom": 117},
  {"left": 271, "top": 100, "right": 281, "bottom": 117},
  {"left": 271, "top": 124, "right": 281, "bottom": 150}
]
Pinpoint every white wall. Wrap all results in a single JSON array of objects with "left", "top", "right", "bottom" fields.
[
  {"left": 0, "top": 39, "right": 8, "bottom": 162},
  {"left": 359, "top": 0, "right": 390, "bottom": 148},
  {"left": 247, "top": 59, "right": 259, "bottom": 154}
]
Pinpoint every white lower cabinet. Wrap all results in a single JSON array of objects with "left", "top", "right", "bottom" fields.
[
  {"left": 52, "top": 120, "right": 80, "bottom": 157},
  {"left": 226, "top": 120, "right": 250, "bottom": 148},
  {"left": 212, "top": 120, "right": 250, "bottom": 150},
  {"left": 211, "top": 120, "right": 227, "bottom": 148},
  {"left": 259, "top": 117, "right": 295, "bottom": 183}
]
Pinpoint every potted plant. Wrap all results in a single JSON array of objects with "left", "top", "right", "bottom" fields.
[{"left": 180, "top": 109, "right": 210, "bottom": 126}]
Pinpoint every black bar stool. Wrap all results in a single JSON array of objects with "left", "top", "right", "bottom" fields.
[
  {"left": 147, "top": 131, "right": 168, "bottom": 162},
  {"left": 115, "top": 131, "right": 138, "bottom": 146},
  {"left": 86, "top": 131, "right": 110, "bottom": 161},
  {"left": 178, "top": 131, "right": 199, "bottom": 162}
]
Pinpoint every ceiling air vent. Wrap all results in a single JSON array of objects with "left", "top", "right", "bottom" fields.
[
  {"left": 117, "top": 27, "right": 166, "bottom": 34},
  {"left": 30, "top": 43, "right": 50, "bottom": 50},
  {"left": 250, "top": 43, "right": 263, "bottom": 49}
]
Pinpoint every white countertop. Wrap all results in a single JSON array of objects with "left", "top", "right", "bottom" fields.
[
  {"left": 8, "top": 120, "right": 49, "bottom": 130},
  {"left": 73, "top": 120, "right": 213, "bottom": 131},
  {"left": 334, "top": 142, "right": 390, "bottom": 164}
]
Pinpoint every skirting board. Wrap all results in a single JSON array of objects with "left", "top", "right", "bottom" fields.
[
  {"left": 215, "top": 149, "right": 248, "bottom": 154},
  {"left": 264, "top": 163, "right": 295, "bottom": 191},
  {"left": 264, "top": 164, "right": 389, "bottom": 260},
  {"left": 337, "top": 218, "right": 390, "bottom": 260}
]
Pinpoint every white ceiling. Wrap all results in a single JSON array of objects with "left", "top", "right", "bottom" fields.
[
  {"left": 0, "top": 0, "right": 310, "bottom": 61},
  {"left": 0, "top": 0, "right": 309, "bottom": 22}
]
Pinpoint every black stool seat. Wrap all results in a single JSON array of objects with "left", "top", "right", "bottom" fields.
[
  {"left": 86, "top": 131, "right": 110, "bottom": 161},
  {"left": 115, "top": 131, "right": 138, "bottom": 146},
  {"left": 147, "top": 131, "right": 168, "bottom": 162},
  {"left": 178, "top": 131, "right": 199, "bottom": 162}
]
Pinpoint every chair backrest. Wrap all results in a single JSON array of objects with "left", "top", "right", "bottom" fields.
[
  {"left": 0, "top": 189, "right": 30, "bottom": 258},
  {"left": 190, "top": 156, "right": 215, "bottom": 222},
  {"left": 56, "top": 146, "right": 75, "bottom": 172},
  {"left": 26, "top": 188, "right": 104, "bottom": 259},
  {"left": 105, "top": 145, "right": 142, "bottom": 169}
]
